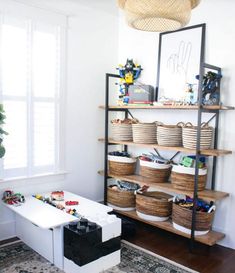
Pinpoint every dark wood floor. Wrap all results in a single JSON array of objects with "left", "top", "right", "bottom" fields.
[{"left": 124, "top": 221, "right": 235, "bottom": 273}]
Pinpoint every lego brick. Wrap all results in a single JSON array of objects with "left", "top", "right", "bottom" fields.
[
  {"left": 64, "top": 250, "right": 121, "bottom": 273},
  {"left": 64, "top": 221, "right": 120, "bottom": 267}
]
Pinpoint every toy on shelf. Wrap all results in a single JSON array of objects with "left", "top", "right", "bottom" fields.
[
  {"left": 196, "top": 71, "right": 222, "bottom": 105},
  {"left": 184, "top": 83, "right": 197, "bottom": 105},
  {"left": 51, "top": 191, "right": 64, "bottom": 201},
  {"left": 174, "top": 196, "right": 215, "bottom": 213},
  {"left": 2, "top": 190, "right": 25, "bottom": 206},
  {"left": 180, "top": 155, "right": 206, "bottom": 168},
  {"left": 116, "top": 59, "right": 142, "bottom": 105}
]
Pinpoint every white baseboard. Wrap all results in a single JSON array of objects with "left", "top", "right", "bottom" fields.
[{"left": 0, "top": 220, "right": 16, "bottom": 241}]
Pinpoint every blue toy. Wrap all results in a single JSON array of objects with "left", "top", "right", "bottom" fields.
[
  {"left": 196, "top": 71, "right": 222, "bottom": 105},
  {"left": 116, "top": 59, "right": 142, "bottom": 104}
]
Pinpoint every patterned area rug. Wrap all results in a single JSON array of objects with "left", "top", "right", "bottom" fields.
[{"left": 0, "top": 240, "right": 198, "bottom": 273}]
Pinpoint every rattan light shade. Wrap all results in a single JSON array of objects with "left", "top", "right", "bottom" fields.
[
  {"left": 117, "top": 0, "right": 126, "bottom": 9},
  {"left": 117, "top": 0, "right": 201, "bottom": 32}
]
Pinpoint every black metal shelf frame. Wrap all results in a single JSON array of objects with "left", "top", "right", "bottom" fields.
[{"left": 103, "top": 32, "right": 222, "bottom": 250}]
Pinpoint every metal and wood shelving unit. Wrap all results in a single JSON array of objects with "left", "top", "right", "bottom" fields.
[{"left": 99, "top": 69, "right": 234, "bottom": 248}]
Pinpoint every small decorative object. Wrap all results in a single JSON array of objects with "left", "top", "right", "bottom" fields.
[
  {"left": 172, "top": 196, "right": 216, "bottom": 235},
  {"left": 51, "top": 191, "right": 64, "bottom": 201},
  {"left": 184, "top": 83, "right": 197, "bottom": 104},
  {"left": 0, "top": 104, "right": 8, "bottom": 159},
  {"left": 117, "top": 0, "right": 201, "bottom": 32},
  {"left": 65, "top": 201, "right": 79, "bottom": 206},
  {"left": 128, "top": 85, "right": 154, "bottom": 104},
  {"left": 2, "top": 190, "right": 25, "bottom": 206},
  {"left": 116, "top": 59, "right": 142, "bottom": 105},
  {"left": 196, "top": 71, "right": 222, "bottom": 105}
]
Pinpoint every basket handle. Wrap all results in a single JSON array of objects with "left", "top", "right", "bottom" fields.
[
  {"left": 201, "top": 122, "right": 209, "bottom": 128},
  {"left": 176, "top": 122, "right": 185, "bottom": 127},
  {"left": 184, "top": 122, "right": 193, "bottom": 128},
  {"left": 155, "top": 121, "right": 164, "bottom": 126}
]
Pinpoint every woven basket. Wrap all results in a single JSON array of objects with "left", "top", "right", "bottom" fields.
[
  {"left": 156, "top": 122, "right": 184, "bottom": 147},
  {"left": 136, "top": 191, "right": 173, "bottom": 221},
  {"left": 172, "top": 203, "right": 215, "bottom": 234},
  {"left": 182, "top": 122, "right": 213, "bottom": 149},
  {"left": 132, "top": 123, "right": 157, "bottom": 144},
  {"left": 108, "top": 155, "right": 136, "bottom": 176},
  {"left": 139, "top": 159, "right": 171, "bottom": 183},
  {"left": 111, "top": 123, "right": 133, "bottom": 141},
  {"left": 171, "top": 165, "right": 207, "bottom": 191},
  {"left": 107, "top": 186, "right": 135, "bottom": 211}
]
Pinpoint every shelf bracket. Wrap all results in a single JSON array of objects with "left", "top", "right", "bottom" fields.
[
  {"left": 127, "top": 110, "right": 136, "bottom": 120},
  {"left": 204, "top": 113, "right": 217, "bottom": 125}
]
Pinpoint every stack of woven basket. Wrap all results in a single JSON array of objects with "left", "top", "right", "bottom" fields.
[
  {"left": 156, "top": 122, "right": 184, "bottom": 147},
  {"left": 111, "top": 118, "right": 138, "bottom": 141}
]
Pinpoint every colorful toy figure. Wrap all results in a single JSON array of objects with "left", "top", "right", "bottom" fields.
[
  {"left": 117, "top": 59, "right": 142, "bottom": 104},
  {"left": 196, "top": 71, "right": 222, "bottom": 105},
  {"left": 2, "top": 190, "right": 25, "bottom": 206}
]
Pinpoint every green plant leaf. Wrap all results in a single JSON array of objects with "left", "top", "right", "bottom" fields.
[
  {"left": 0, "top": 145, "right": 5, "bottom": 158},
  {"left": 0, "top": 128, "right": 8, "bottom": 135}
]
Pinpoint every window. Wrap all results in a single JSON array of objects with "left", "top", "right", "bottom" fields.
[{"left": 0, "top": 12, "right": 65, "bottom": 179}]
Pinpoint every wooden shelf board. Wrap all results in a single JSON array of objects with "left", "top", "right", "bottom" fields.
[
  {"left": 99, "top": 105, "right": 234, "bottom": 110},
  {"left": 114, "top": 210, "right": 225, "bottom": 246},
  {"left": 98, "top": 138, "right": 232, "bottom": 156},
  {"left": 98, "top": 171, "right": 229, "bottom": 202}
]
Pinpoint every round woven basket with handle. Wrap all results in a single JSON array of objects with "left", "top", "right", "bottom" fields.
[
  {"left": 182, "top": 122, "right": 213, "bottom": 149},
  {"left": 172, "top": 203, "right": 215, "bottom": 233},
  {"left": 132, "top": 123, "right": 157, "bottom": 144},
  {"left": 107, "top": 186, "right": 135, "bottom": 210},
  {"left": 171, "top": 164, "right": 207, "bottom": 191},
  {"left": 136, "top": 191, "right": 173, "bottom": 218},
  {"left": 111, "top": 123, "right": 133, "bottom": 141},
  {"left": 108, "top": 155, "right": 136, "bottom": 176},
  {"left": 139, "top": 158, "right": 172, "bottom": 183},
  {"left": 156, "top": 121, "right": 184, "bottom": 147}
]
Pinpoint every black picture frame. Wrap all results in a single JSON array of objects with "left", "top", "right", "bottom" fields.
[{"left": 156, "top": 23, "right": 206, "bottom": 102}]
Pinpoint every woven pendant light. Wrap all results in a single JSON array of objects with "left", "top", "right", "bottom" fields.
[{"left": 117, "top": 0, "right": 201, "bottom": 32}]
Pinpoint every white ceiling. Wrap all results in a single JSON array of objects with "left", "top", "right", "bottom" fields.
[{"left": 14, "top": 0, "right": 118, "bottom": 16}]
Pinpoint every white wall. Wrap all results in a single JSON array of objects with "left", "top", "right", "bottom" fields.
[
  {"left": 65, "top": 5, "right": 119, "bottom": 200},
  {"left": 118, "top": 0, "right": 235, "bottom": 249},
  {"left": 0, "top": 0, "right": 119, "bottom": 241}
]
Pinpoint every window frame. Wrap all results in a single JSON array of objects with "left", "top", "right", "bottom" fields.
[{"left": 0, "top": 6, "right": 67, "bottom": 180}]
